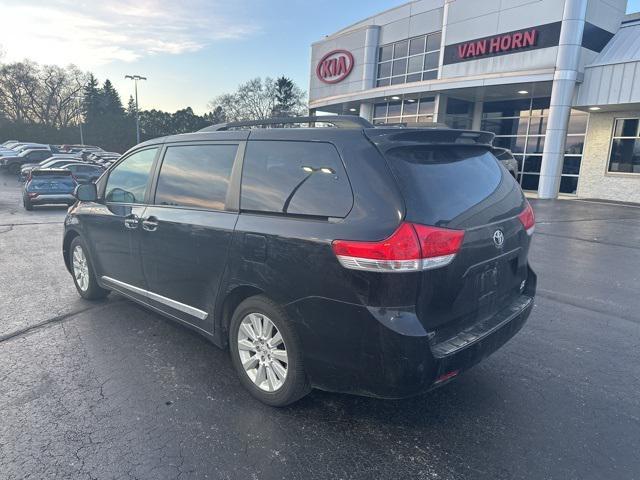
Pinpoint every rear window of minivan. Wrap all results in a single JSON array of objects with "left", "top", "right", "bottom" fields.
[
  {"left": 384, "top": 146, "right": 509, "bottom": 226},
  {"left": 241, "top": 141, "right": 353, "bottom": 218}
]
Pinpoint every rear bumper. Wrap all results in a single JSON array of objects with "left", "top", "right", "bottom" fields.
[
  {"left": 28, "top": 194, "right": 75, "bottom": 205},
  {"left": 287, "top": 267, "right": 536, "bottom": 398}
]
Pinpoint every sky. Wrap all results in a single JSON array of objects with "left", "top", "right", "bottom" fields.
[{"left": 0, "top": 0, "right": 639, "bottom": 114}]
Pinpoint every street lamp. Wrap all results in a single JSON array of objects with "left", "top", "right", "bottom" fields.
[
  {"left": 125, "top": 74, "right": 147, "bottom": 144},
  {"left": 71, "top": 95, "right": 84, "bottom": 145}
]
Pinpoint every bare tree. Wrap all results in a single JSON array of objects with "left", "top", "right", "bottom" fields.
[
  {"left": 0, "top": 61, "right": 39, "bottom": 123},
  {"left": 0, "top": 61, "right": 86, "bottom": 127},
  {"left": 208, "top": 77, "right": 306, "bottom": 123}
]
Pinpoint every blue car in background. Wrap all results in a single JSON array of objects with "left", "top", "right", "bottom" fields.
[{"left": 23, "top": 169, "right": 77, "bottom": 211}]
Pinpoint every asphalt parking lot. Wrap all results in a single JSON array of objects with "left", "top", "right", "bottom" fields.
[{"left": 1, "top": 173, "right": 639, "bottom": 480}]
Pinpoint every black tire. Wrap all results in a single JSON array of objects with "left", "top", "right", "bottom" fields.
[
  {"left": 8, "top": 163, "right": 21, "bottom": 175},
  {"left": 229, "top": 295, "right": 310, "bottom": 407},
  {"left": 69, "top": 236, "right": 110, "bottom": 300},
  {"left": 23, "top": 197, "right": 33, "bottom": 211}
]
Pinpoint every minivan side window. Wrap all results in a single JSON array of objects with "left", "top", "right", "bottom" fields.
[
  {"left": 241, "top": 141, "right": 353, "bottom": 218},
  {"left": 105, "top": 148, "right": 158, "bottom": 203},
  {"left": 154, "top": 144, "right": 237, "bottom": 210}
]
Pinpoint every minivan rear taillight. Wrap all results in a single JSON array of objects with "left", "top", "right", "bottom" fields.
[
  {"left": 518, "top": 201, "right": 535, "bottom": 236},
  {"left": 332, "top": 222, "right": 464, "bottom": 272}
]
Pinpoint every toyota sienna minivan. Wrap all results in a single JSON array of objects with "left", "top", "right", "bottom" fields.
[{"left": 63, "top": 116, "right": 536, "bottom": 406}]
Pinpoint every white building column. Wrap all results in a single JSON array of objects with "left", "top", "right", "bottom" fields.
[
  {"left": 434, "top": 94, "right": 447, "bottom": 124},
  {"left": 471, "top": 100, "right": 483, "bottom": 131},
  {"left": 538, "top": 0, "right": 587, "bottom": 199},
  {"left": 361, "top": 26, "right": 380, "bottom": 91},
  {"left": 359, "top": 103, "right": 373, "bottom": 122}
]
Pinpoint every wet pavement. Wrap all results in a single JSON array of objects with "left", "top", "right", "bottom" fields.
[{"left": 1, "top": 173, "right": 639, "bottom": 479}]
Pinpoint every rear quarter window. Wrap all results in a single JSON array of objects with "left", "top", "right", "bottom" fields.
[{"left": 240, "top": 140, "right": 353, "bottom": 218}]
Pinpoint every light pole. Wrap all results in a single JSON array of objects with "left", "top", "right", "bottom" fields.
[
  {"left": 71, "top": 95, "right": 84, "bottom": 145},
  {"left": 125, "top": 74, "right": 147, "bottom": 144}
]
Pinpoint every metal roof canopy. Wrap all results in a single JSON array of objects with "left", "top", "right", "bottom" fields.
[{"left": 576, "top": 16, "right": 640, "bottom": 109}]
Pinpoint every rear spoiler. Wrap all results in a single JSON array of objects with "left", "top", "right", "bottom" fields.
[{"left": 365, "top": 128, "right": 495, "bottom": 151}]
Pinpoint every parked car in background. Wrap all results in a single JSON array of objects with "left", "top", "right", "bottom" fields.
[
  {"left": 20, "top": 157, "right": 84, "bottom": 182},
  {"left": 63, "top": 116, "right": 536, "bottom": 406},
  {"left": 60, "top": 144, "right": 102, "bottom": 154},
  {"left": 0, "top": 149, "right": 56, "bottom": 174},
  {"left": 59, "top": 163, "right": 104, "bottom": 183},
  {"left": 491, "top": 147, "right": 519, "bottom": 178},
  {"left": 23, "top": 169, "right": 77, "bottom": 210},
  {"left": 20, "top": 155, "right": 80, "bottom": 172},
  {"left": 13, "top": 144, "right": 51, "bottom": 154}
]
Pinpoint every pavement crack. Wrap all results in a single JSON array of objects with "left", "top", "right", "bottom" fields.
[
  {"left": 534, "top": 231, "right": 640, "bottom": 251},
  {"left": 0, "top": 221, "right": 63, "bottom": 227},
  {"left": 537, "top": 288, "right": 640, "bottom": 325},
  {"left": 0, "top": 300, "right": 118, "bottom": 344},
  {"left": 538, "top": 215, "right": 640, "bottom": 225}
]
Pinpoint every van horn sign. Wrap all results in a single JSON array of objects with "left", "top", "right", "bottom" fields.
[
  {"left": 317, "top": 50, "right": 354, "bottom": 84},
  {"left": 457, "top": 28, "right": 538, "bottom": 59}
]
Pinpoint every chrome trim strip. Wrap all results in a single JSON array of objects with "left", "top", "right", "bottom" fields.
[{"left": 101, "top": 276, "right": 209, "bottom": 320}]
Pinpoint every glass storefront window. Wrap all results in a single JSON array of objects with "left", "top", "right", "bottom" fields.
[
  {"left": 444, "top": 98, "right": 473, "bottom": 130},
  {"left": 608, "top": 119, "right": 640, "bottom": 174},
  {"left": 426, "top": 32, "right": 441, "bottom": 52},
  {"left": 376, "top": 32, "right": 441, "bottom": 86},
  {"left": 482, "top": 99, "right": 531, "bottom": 118},
  {"left": 562, "top": 156, "right": 582, "bottom": 175},
  {"left": 528, "top": 117, "right": 547, "bottom": 136},
  {"left": 484, "top": 95, "right": 588, "bottom": 194},
  {"left": 526, "top": 136, "right": 545, "bottom": 154},
  {"left": 481, "top": 118, "right": 528, "bottom": 136},
  {"left": 418, "top": 98, "right": 435, "bottom": 115},
  {"left": 521, "top": 174, "right": 540, "bottom": 191},
  {"left": 567, "top": 112, "right": 589, "bottom": 135},
  {"left": 613, "top": 118, "right": 639, "bottom": 137},
  {"left": 565, "top": 136, "right": 584, "bottom": 154},
  {"left": 560, "top": 176, "right": 579, "bottom": 195},
  {"left": 387, "top": 101, "right": 402, "bottom": 117},
  {"left": 524, "top": 155, "right": 543, "bottom": 173},
  {"left": 373, "top": 97, "right": 436, "bottom": 124},
  {"left": 402, "top": 100, "right": 418, "bottom": 116},
  {"left": 409, "top": 36, "right": 425, "bottom": 56}
]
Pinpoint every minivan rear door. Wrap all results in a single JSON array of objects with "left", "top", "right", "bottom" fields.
[
  {"left": 139, "top": 142, "right": 242, "bottom": 334},
  {"left": 367, "top": 129, "right": 531, "bottom": 334}
]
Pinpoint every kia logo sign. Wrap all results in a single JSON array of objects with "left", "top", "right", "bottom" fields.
[{"left": 316, "top": 50, "right": 354, "bottom": 84}]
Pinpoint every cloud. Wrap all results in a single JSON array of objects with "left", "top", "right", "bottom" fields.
[{"left": 0, "top": 0, "right": 258, "bottom": 67}]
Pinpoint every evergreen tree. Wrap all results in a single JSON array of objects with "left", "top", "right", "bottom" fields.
[
  {"left": 101, "top": 79, "right": 124, "bottom": 115},
  {"left": 272, "top": 76, "right": 297, "bottom": 117},
  {"left": 126, "top": 95, "right": 137, "bottom": 118},
  {"left": 82, "top": 74, "right": 101, "bottom": 124}
]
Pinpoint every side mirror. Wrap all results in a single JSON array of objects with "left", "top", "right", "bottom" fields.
[{"left": 75, "top": 183, "right": 97, "bottom": 202}]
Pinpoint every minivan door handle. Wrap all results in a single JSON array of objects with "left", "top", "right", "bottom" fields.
[
  {"left": 141, "top": 216, "right": 159, "bottom": 232},
  {"left": 124, "top": 214, "right": 139, "bottom": 230}
]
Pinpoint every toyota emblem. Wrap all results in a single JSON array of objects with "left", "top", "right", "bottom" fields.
[{"left": 493, "top": 230, "right": 505, "bottom": 248}]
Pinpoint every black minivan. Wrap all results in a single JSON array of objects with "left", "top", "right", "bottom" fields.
[{"left": 63, "top": 116, "right": 536, "bottom": 406}]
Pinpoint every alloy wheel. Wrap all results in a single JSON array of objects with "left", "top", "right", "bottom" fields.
[
  {"left": 237, "top": 313, "right": 288, "bottom": 392},
  {"left": 72, "top": 245, "right": 90, "bottom": 292}
]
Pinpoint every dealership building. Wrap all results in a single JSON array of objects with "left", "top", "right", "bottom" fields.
[{"left": 309, "top": 0, "right": 640, "bottom": 202}]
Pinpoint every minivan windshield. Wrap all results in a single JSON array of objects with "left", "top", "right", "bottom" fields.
[{"left": 384, "top": 145, "right": 521, "bottom": 227}]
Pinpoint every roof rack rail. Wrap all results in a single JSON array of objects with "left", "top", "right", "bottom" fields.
[{"left": 199, "top": 115, "right": 373, "bottom": 132}]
